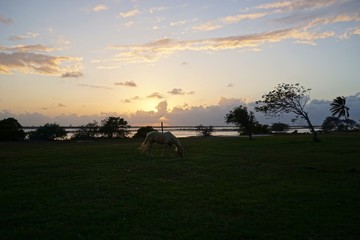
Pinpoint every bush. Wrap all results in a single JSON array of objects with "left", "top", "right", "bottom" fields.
[
  {"left": 72, "top": 121, "right": 99, "bottom": 140},
  {"left": 271, "top": 122, "right": 289, "bottom": 133},
  {"left": 196, "top": 125, "right": 214, "bottom": 137},
  {"left": 133, "top": 126, "right": 157, "bottom": 138},
  {"left": 30, "top": 123, "right": 67, "bottom": 141},
  {"left": 99, "top": 117, "right": 130, "bottom": 138}
]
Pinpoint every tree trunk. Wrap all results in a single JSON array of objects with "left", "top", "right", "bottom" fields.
[
  {"left": 303, "top": 113, "right": 320, "bottom": 142},
  {"left": 248, "top": 131, "right": 252, "bottom": 140}
]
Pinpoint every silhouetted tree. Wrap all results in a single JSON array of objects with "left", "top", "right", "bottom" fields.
[
  {"left": 72, "top": 121, "right": 99, "bottom": 140},
  {"left": 31, "top": 123, "right": 67, "bottom": 141},
  {"left": 196, "top": 125, "right": 214, "bottom": 137},
  {"left": 252, "top": 123, "right": 269, "bottom": 134},
  {"left": 225, "top": 105, "right": 255, "bottom": 139},
  {"left": 321, "top": 117, "right": 340, "bottom": 133},
  {"left": 330, "top": 96, "right": 349, "bottom": 120},
  {"left": 133, "top": 126, "right": 156, "bottom": 138},
  {"left": 271, "top": 122, "right": 290, "bottom": 133},
  {"left": 100, "top": 117, "right": 130, "bottom": 138},
  {"left": 321, "top": 116, "right": 357, "bottom": 132},
  {"left": 0, "top": 117, "right": 25, "bottom": 141},
  {"left": 255, "top": 83, "right": 319, "bottom": 142}
]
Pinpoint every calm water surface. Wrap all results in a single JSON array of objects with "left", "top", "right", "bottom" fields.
[{"left": 24, "top": 126, "right": 319, "bottom": 139}]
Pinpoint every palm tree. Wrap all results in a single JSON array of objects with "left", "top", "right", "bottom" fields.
[{"left": 330, "top": 96, "right": 349, "bottom": 120}]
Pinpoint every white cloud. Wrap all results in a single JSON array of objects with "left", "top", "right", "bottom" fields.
[
  {"left": 149, "top": 6, "right": 168, "bottom": 14},
  {"left": 9, "top": 32, "right": 39, "bottom": 41},
  {"left": 92, "top": 4, "right": 108, "bottom": 12},
  {"left": 119, "top": 9, "right": 140, "bottom": 18}
]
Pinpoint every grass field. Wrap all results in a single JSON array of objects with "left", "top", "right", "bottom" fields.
[{"left": 1, "top": 134, "right": 360, "bottom": 239}]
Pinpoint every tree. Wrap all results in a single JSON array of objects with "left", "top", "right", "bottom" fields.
[
  {"left": 321, "top": 117, "right": 340, "bottom": 133},
  {"left": 31, "top": 123, "right": 67, "bottom": 141},
  {"left": 99, "top": 117, "right": 130, "bottom": 138},
  {"left": 0, "top": 117, "right": 25, "bottom": 141},
  {"left": 196, "top": 125, "right": 214, "bottom": 137},
  {"left": 225, "top": 105, "right": 256, "bottom": 139},
  {"left": 72, "top": 121, "right": 99, "bottom": 140},
  {"left": 341, "top": 119, "right": 357, "bottom": 131},
  {"left": 255, "top": 83, "right": 319, "bottom": 142},
  {"left": 330, "top": 96, "right": 349, "bottom": 120},
  {"left": 133, "top": 126, "right": 156, "bottom": 138},
  {"left": 252, "top": 123, "right": 270, "bottom": 134},
  {"left": 321, "top": 116, "right": 357, "bottom": 133},
  {"left": 271, "top": 122, "right": 290, "bottom": 133}
]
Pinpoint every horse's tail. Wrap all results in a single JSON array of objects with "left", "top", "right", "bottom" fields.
[{"left": 138, "top": 134, "right": 149, "bottom": 153}]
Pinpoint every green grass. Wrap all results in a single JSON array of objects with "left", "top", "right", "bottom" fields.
[{"left": 1, "top": 134, "right": 360, "bottom": 239}]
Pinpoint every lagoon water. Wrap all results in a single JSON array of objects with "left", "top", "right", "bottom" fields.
[{"left": 24, "top": 126, "right": 318, "bottom": 139}]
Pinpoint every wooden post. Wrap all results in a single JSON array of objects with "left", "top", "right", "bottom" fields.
[{"left": 161, "top": 122, "right": 164, "bottom": 133}]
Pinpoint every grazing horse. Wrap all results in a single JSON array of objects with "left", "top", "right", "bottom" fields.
[{"left": 139, "top": 131, "right": 183, "bottom": 157}]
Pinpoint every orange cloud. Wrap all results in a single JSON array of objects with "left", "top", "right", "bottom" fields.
[
  {"left": 193, "top": 13, "right": 267, "bottom": 32},
  {"left": 168, "top": 88, "right": 185, "bottom": 95},
  {"left": 109, "top": 26, "right": 336, "bottom": 63},
  {"left": 147, "top": 92, "right": 165, "bottom": 99},
  {"left": 61, "top": 71, "right": 83, "bottom": 78},
  {"left": 0, "top": 44, "right": 83, "bottom": 76},
  {"left": 192, "top": 21, "right": 222, "bottom": 31}
]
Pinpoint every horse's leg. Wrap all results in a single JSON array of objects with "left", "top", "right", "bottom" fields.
[
  {"left": 161, "top": 145, "right": 168, "bottom": 156},
  {"left": 147, "top": 142, "right": 153, "bottom": 157}
]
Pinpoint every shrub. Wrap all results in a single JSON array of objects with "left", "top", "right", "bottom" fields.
[
  {"left": 271, "top": 122, "right": 290, "bottom": 133},
  {"left": 196, "top": 125, "right": 214, "bottom": 137},
  {"left": 30, "top": 123, "right": 67, "bottom": 141},
  {"left": 133, "top": 126, "right": 157, "bottom": 138}
]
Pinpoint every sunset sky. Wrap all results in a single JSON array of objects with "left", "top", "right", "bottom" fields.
[{"left": 1, "top": 0, "right": 360, "bottom": 126}]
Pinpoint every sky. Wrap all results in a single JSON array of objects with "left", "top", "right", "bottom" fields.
[{"left": 1, "top": 0, "right": 360, "bottom": 126}]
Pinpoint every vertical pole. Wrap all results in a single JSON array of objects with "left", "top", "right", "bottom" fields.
[{"left": 161, "top": 121, "right": 164, "bottom": 133}]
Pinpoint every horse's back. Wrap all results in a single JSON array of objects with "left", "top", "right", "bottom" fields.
[{"left": 146, "top": 131, "right": 165, "bottom": 143}]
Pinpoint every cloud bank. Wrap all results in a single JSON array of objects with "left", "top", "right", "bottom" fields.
[{"left": 2, "top": 93, "right": 359, "bottom": 127}]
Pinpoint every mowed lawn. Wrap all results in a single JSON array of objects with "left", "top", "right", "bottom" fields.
[{"left": 1, "top": 134, "right": 360, "bottom": 240}]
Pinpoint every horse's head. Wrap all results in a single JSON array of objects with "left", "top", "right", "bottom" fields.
[{"left": 175, "top": 146, "right": 184, "bottom": 157}]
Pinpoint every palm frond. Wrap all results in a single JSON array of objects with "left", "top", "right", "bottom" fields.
[{"left": 330, "top": 96, "right": 349, "bottom": 119}]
